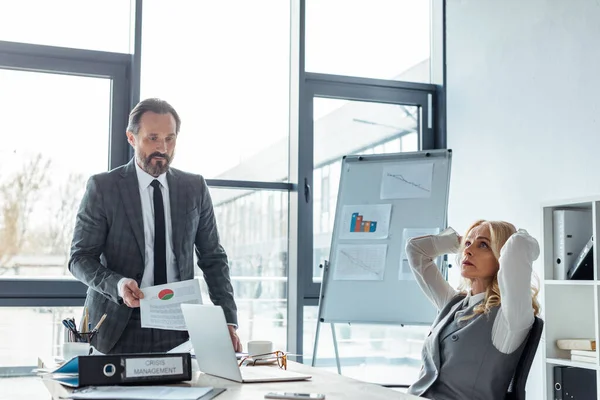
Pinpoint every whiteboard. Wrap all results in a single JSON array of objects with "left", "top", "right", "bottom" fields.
[{"left": 318, "top": 150, "right": 452, "bottom": 325}]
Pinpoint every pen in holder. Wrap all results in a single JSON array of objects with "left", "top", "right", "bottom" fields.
[{"left": 61, "top": 312, "right": 107, "bottom": 359}]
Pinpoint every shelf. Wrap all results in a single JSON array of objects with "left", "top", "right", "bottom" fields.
[
  {"left": 542, "top": 197, "right": 600, "bottom": 399},
  {"left": 544, "top": 280, "right": 597, "bottom": 286},
  {"left": 546, "top": 357, "right": 599, "bottom": 370}
]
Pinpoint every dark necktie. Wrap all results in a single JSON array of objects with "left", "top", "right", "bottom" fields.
[{"left": 151, "top": 180, "right": 167, "bottom": 285}]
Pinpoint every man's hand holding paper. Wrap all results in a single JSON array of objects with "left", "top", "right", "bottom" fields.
[
  {"left": 119, "top": 279, "right": 145, "bottom": 308},
  {"left": 139, "top": 279, "right": 203, "bottom": 331}
]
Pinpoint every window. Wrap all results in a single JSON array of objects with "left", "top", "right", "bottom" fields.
[
  {"left": 304, "top": 306, "right": 429, "bottom": 386},
  {"left": 140, "top": 0, "right": 291, "bottom": 181},
  {"left": 321, "top": 175, "right": 330, "bottom": 214},
  {"left": 305, "top": 0, "right": 431, "bottom": 83},
  {"left": 0, "top": 40, "right": 130, "bottom": 379},
  {"left": 0, "top": 70, "right": 111, "bottom": 280},
  {"left": 0, "top": 307, "right": 83, "bottom": 369},
  {"left": 205, "top": 188, "right": 289, "bottom": 350},
  {"left": 312, "top": 97, "right": 419, "bottom": 280},
  {"left": 0, "top": 0, "right": 133, "bottom": 53}
]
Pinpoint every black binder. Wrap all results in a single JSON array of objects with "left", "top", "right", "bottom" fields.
[
  {"left": 554, "top": 366, "right": 596, "bottom": 399},
  {"left": 48, "top": 352, "right": 192, "bottom": 387},
  {"left": 568, "top": 235, "right": 594, "bottom": 280}
]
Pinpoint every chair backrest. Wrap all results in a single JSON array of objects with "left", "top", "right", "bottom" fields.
[{"left": 506, "top": 316, "right": 544, "bottom": 400}]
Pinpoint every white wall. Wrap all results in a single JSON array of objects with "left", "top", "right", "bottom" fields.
[{"left": 446, "top": 0, "right": 600, "bottom": 398}]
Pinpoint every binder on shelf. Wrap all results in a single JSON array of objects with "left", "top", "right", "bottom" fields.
[
  {"left": 46, "top": 352, "right": 192, "bottom": 387},
  {"left": 568, "top": 235, "right": 594, "bottom": 280},
  {"left": 554, "top": 366, "right": 596, "bottom": 399},
  {"left": 553, "top": 209, "right": 592, "bottom": 280}
]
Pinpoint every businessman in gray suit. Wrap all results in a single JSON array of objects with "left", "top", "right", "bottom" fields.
[{"left": 69, "top": 98, "right": 240, "bottom": 354}]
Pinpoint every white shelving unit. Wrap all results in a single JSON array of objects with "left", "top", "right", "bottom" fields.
[{"left": 542, "top": 197, "right": 600, "bottom": 399}]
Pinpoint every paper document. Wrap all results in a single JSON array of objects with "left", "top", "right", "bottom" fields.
[
  {"left": 68, "top": 386, "right": 213, "bottom": 399},
  {"left": 167, "top": 340, "right": 246, "bottom": 361},
  {"left": 399, "top": 228, "right": 441, "bottom": 280},
  {"left": 398, "top": 259, "right": 415, "bottom": 281},
  {"left": 140, "top": 279, "right": 203, "bottom": 330},
  {"left": 380, "top": 163, "right": 434, "bottom": 199},
  {"left": 333, "top": 244, "right": 388, "bottom": 281},
  {"left": 339, "top": 204, "right": 392, "bottom": 240},
  {"left": 167, "top": 339, "right": 194, "bottom": 354}
]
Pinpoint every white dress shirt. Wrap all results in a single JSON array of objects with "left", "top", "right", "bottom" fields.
[
  {"left": 119, "top": 164, "right": 238, "bottom": 330},
  {"left": 118, "top": 162, "right": 179, "bottom": 295},
  {"left": 406, "top": 227, "right": 540, "bottom": 354}
]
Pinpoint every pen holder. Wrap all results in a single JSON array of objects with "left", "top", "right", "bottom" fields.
[{"left": 62, "top": 342, "right": 91, "bottom": 360}]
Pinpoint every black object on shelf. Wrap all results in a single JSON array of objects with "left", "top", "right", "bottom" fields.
[{"left": 568, "top": 235, "right": 594, "bottom": 280}]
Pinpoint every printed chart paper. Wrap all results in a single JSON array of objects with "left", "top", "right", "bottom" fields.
[
  {"left": 140, "top": 279, "right": 203, "bottom": 330},
  {"left": 68, "top": 386, "right": 213, "bottom": 400},
  {"left": 380, "top": 163, "right": 434, "bottom": 199},
  {"left": 339, "top": 204, "right": 392, "bottom": 240},
  {"left": 333, "top": 244, "right": 388, "bottom": 281},
  {"left": 399, "top": 228, "right": 440, "bottom": 280}
]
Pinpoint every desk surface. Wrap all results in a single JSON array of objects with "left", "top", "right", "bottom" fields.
[{"left": 42, "top": 361, "right": 423, "bottom": 400}]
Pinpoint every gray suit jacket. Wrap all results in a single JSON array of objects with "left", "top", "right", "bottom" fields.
[{"left": 69, "top": 159, "right": 237, "bottom": 353}]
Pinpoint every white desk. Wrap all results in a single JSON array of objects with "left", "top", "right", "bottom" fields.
[{"left": 42, "top": 361, "right": 424, "bottom": 400}]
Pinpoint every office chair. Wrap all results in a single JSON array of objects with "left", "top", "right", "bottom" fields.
[
  {"left": 506, "top": 316, "right": 545, "bottom": 400},
  {"left": 382, "top": 316, "right": 545, "bottom": 398}
]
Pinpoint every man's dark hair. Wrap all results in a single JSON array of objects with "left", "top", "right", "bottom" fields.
[{"left": 126, "top": 98, "right": 181, "bottom": 135}]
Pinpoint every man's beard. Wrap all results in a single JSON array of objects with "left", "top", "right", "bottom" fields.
[{"left": 139, "top": 151, "right": 172, "bottom": 177}]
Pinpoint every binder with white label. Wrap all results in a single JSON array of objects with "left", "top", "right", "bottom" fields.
[
  {"left": 47, "top": 352, "right": 192, "bottom": 387},
  {"left": 553, "top": 209, "right": 592, "bottom": 280}
]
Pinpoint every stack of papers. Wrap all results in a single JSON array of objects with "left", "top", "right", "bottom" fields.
[
  {"left": 570, "top": 349, "right": 598, "bottom": 364},
  {"left": 68, "top": 386, "right": 217, "bottom": 400}
]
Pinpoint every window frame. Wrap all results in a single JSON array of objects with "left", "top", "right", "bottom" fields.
[
  {"left": 287, "top": 0, "right": 446, "bottom": 361},
  {"left": 0, "top": 0, "right": 446, "bottom": 373},
  {"left": 0, "top": 40, "right": 132, "bottom": 306},
  {"left": 301, "top": 73, "right": 438, "bottom": 301}
]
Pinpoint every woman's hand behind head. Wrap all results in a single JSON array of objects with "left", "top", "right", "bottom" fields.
[{"left": 501, "top": 229, "right": 540, "bottom": 262}]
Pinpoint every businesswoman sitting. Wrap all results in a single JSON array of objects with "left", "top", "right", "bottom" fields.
[{"left": 406, "top": 220, "right": 540, "bottom": 400}]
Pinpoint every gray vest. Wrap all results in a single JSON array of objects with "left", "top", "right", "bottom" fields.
[{"left": 408, "top": 295, "right": 526, "bottom": 400}]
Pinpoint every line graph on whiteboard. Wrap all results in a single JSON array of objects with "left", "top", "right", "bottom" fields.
[
  {"left": 380, "top": 163, "right": 434, "bottom": 199},
  {"left": 385, "top": 172, "right": 430, "bottom": 193},
  {"left": 333, "top": 244, "right": 388, "bottom": 281}
]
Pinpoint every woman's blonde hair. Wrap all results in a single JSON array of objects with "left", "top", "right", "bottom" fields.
[{"left": 458, "top": 220, "right": 540, "bottom": 319}]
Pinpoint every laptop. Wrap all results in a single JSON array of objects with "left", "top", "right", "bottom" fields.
[{"left": 181, "top": 303, "right": 311, "bottom": 383}]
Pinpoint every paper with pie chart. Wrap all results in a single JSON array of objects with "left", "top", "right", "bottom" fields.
[
  {"left": 140, "top": 278, "right": 203, "bottom": 330},
  {"left": 333, "top": 244, "right": 388, "bottom": 281}
]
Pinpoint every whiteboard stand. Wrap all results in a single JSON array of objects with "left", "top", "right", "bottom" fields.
[{"left": 311, "top": 260, "right": 342, "bottom": 375}]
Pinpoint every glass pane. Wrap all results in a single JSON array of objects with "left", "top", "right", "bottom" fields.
[
  {"left": 0, "top": 70, "right": 110, "bottom": 279},
  {"left": 197, "top": 188, "right": 288, "bottom": 350},
  {"left": 306, "top": 0, "right": 431, "bottom": 83},
  {"left": 0, "top": 0, "right": 132, "bottom": 53},
  {"left": 140, "top": 1, "right": 290, "bottom": 181},
  {"left": 0, "top": 306, "right": 83, "bottom": 367},
  {"left": 304, "top": 306, "right": 428, "bottom": 386},
  {"left": 313, "top": 98, "right": 419, "bottom": 280}
]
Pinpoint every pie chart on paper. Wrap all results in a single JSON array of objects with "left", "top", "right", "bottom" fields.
[{"left": 158, "top": 288, "right": 174, "bottom": 300}]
